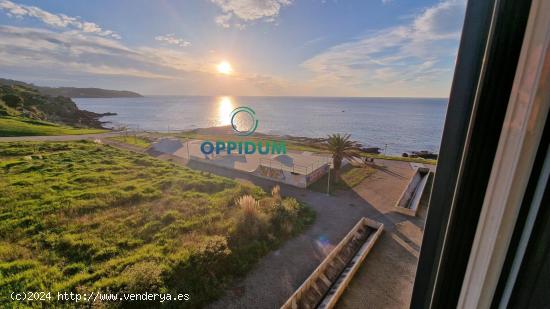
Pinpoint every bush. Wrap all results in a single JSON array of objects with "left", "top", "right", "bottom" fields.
[
  {"left": 238, "top": 195, "right": 259, "bottom": 218},
  {"left": 271, "top": 185, "right": 281, "bottom": 200},
  {"left": 270, "top": 197, "right": 300, "bottom": 236},
  {"left": 63, "top": 263, "right": 86, "bottom": 276},
  {"left": 169, "top": 236, "right": 232, "bottom": 306},
  {"left": 121, "top": 261, "right": 163, "bottom": 293},
  {"left": 234, "top": 195, "right": 270, "bottom": 242},
  {"left": 2, "top": 94, "right": 22, "bottom": 108}
]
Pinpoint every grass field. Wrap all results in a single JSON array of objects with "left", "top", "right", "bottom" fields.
[
  {"left": 362, "top": 153, "right": 437, "bottom": 165},
  {"left": 108, "top": 135, "right": 152, "bottom": 148},
  {"left": 309, "top": 164, "right": 376, "bottom": 194},
  {"left": 0, "top": 141, "right": 314, "bottom": 307},
  {"left": 0, "top": 116, "right": 106, "bottom": 137},
  {"left": 174, "top": 131, "right": 327, "bottom": 153}
]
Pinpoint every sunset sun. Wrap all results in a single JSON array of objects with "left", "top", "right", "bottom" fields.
[{"left": 217, "top": 61, "right": 233, "bottom": 75}]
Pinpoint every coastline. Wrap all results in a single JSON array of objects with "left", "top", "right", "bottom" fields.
[
  {"left": 168, "top": 125, "right": 438, "bottom": 165},
  {"left": 74, "top": 96, "right": 446, "bottom": 155}
]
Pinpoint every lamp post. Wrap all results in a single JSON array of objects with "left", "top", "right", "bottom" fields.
[{"left": 326, "top": 158, "right": 332, "bottom": 196}]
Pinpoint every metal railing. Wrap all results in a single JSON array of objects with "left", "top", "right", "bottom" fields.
[{"left": 258, "top": 157, "right": 329, "bottom": 175}]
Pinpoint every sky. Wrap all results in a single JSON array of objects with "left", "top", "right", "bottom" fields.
[{"left": 0, "top": 0, "right": 467, "bottom": 97}]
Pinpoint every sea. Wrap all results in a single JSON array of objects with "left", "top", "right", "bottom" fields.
[{"left": 74, "top": 96, "right": 448, "bottom": 155}]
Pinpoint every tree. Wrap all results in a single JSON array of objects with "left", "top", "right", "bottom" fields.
[{"left": 326, "top": 133, "right": 362, "bottom": 182}]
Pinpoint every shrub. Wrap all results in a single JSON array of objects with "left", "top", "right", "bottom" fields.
[
  {"left": 2, "top": 94, "right": 22, "bottom": 108},
  {"left": 120, "top": 261, "right": 164, "bottom": 293},
  {"left": 54, "top": 234, "right": 102, "bottom": 262},
  {"left": 161, "top": 210, "right": 180, "bottom": 224},
  {"left": 0, "top": 243, "right": 31, "bottom": 261},
  {"left": 270, "top": 197, "right": 301, "bottom": 236},
  {"left": 281, "top": 197, "right": 300, "bottom": 216},
  {"left": 169, "top": 236, "right": 232, "bottom": 306},
  {"left": 271, "top": 185, "right": 281, "bottom": 200},
  {"left": 237, "top": 195, "right": 259, "bottom": 217},
  {"left": 63, "top": 263, "right": 86, "bottom": 276},
  {"left": 234, "top": 195, "right": 270, "bottom": 243}
]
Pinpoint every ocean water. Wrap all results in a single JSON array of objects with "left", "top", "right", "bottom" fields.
[{"left": 74, "top": 96, "right": 447, "bottom": 155}]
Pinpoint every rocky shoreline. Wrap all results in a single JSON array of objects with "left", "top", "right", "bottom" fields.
[{"left": 185, "top": 126, "right": 438, "bottom": 159}]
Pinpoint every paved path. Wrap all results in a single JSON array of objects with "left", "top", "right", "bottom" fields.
[
  {"left": 0, "top": 131, "right": 126, "bottom": 142},
  {"left": 335, "top": 160, "right": 428, "bottom": 309},
  {"left": 207, "top": 160, "right": 420, "bottom": 309}
]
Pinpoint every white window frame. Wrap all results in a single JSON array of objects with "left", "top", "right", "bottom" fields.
[{"left": 458, "top": 0, "right": 550, "bottom": 308}]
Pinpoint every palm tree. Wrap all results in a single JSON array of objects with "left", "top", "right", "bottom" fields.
[{"left": 326, "top": 134, "right": 362, "bottom": 182}]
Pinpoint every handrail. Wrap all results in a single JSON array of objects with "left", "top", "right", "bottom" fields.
[{"left": 259, "top": 157, "right": 312, "bottom": 175}]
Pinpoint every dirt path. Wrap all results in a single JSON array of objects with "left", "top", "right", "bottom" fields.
[{"left": 0, "top": 131, "right": 126, "bottom": 142}]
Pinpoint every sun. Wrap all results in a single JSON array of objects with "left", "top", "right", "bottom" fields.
[{"left": 217, "top": 61, "right": 233, "bottom": 75}]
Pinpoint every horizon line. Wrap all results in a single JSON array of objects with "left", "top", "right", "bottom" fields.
[{"left": 139, "top": 94, "right": 450, "bottom": 99}]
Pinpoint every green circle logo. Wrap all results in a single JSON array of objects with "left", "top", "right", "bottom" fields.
[{"left": 230, "top": 106, "right": 258, "bottom": 136}]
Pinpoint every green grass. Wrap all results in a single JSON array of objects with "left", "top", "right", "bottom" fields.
[
  {"left": 173, "top": 132, "right": 437, "bottom": 164},
  {"left": 108, "top": 135, "right": 152, "bottom": 148},
  {"left": 173, "top": 131, "right": 327, "bottom": 153},
  {"left": 0, "top": 116, "right": 106, "bottom": 137},
  {"left": 309, "top": 164, "right": 376, "bottom": 194},
  {"left": 362, "top": 153, "right": 437, "bottom": 165},
  {"left": 0, "top": 141, "right": 314, "bottom": 307}
]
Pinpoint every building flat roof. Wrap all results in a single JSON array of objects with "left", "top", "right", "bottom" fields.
[{"left": 151, "top": 138, "right": 330, "bottom": 175}]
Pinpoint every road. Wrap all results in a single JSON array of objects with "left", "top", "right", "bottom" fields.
[
  {"left": 0, "top": 131, "right": 128, "bottom": 142},
  {"left": 205, "top": 159, "right": 424, "bottom": 309}
]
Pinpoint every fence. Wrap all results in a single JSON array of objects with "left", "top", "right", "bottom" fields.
[{"left": 258, "top": 157, "right": 329, "bottom": 175}]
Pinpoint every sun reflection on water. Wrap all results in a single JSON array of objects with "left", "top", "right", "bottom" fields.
[{"left": 217, "top": 96, "right": 234, "bottom": 126}]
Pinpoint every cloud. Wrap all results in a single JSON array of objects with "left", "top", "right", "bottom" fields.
[
  {"left": 413, "top": 0, "right": 465, "bottom": 38},
  {"left": 215, "top": 13, "right": 232, "bottom": 28},
  {"left": 211, "top": 0, "right": 292, "bottom": 28},
  {"left": 155, "top": 34, "right": 191, "bottom": 47},
  {"left": 0, "top": 26, "right": 196, "bottom": 78},
  {"left": 302, "top": 0, "right": 466, "bottom": 96},
  {"left": 0, "top": 0, "right": 120, "bottom": 38},
  {"left": 0, "top": 25, "right": 292, "bottom": 95}
]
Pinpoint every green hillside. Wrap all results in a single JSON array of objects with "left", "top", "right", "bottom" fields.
[
  {"left": 0, "top": 80, "right": 111, "bottom": 136},
  {"left": 0, "top": 116, "right": 105, "bottom": 136},
  {"left": 0, "top": 78, "right": 142, "bottom": 98},
  {"left": 0, "top": 141, "right": 314, "bottom": 307}
]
